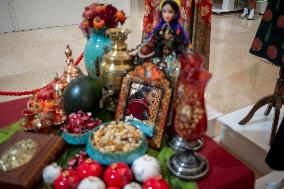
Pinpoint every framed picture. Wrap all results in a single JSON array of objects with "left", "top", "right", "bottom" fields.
[{"left": 116, "top": 62, "right": 172, "bottom": 149}]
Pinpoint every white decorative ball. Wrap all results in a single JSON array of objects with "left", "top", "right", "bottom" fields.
[
  {"left": 123, "top": 182, "right": 142, "bottom": 189},
  {"left": 42, "top": 163, "right": 62, "bottom": 184},
  {"left": 131, "top": 154, "right": 161, "bottom": 182},
  {"left": 78, "top": 176, "right": 106, "bottom": 189}
]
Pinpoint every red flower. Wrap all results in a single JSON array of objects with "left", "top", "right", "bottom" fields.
[
  {"left": 282, "top": 55, "right": 284, "bottom": 63},
  {"left": 251, "top": 38, "right": 262, "bottom": 51},
  {"left": 263, "top": 9, "right": 272, "bottom": 21},
  {"left": 267, "top": 45, "right": 278, "bottom": 59},
  {"left": 81, "top": 3, "right": 125, "bottom": 32},
  {"left": 277, "top": 15, "right": 284, "bottom": 28}
]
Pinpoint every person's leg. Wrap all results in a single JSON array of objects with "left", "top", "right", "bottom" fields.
[
  {"left": 248, "top": 8, "right": 255, "bottom": 19},
  {"left": 247, "top": 0, "right": 256, "bottom": 20},
  {"left": 240, "top": 7, "right": 249, "bottom": 18},
  {"left": 240, "top": 0, "right": 249, "bottom": 19}
]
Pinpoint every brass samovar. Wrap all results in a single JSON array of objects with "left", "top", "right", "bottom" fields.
[{"left": 100, "top": 28, "right": 133, "bottom": 111}]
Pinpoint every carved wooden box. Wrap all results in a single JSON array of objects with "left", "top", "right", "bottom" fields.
[{"left": 0, "top": 132, "right": 65, "bottom": 189}]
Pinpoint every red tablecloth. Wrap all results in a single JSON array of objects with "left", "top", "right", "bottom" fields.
[
  {"left": 199, "top": 136, "right": 255, "bottom": 189},
  {"left": 0, "top": 97, "right": 29, "bottom": 128},
  {"left": 0, "top": 98, "right": 255, "bottom": 189}
]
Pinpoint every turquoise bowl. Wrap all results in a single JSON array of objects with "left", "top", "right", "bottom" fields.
[
  {"left": 62, "top": 130, "right": 92, "bottom": 145},
  {"left": 86, "top": 122, "right": 148, "bottom": 165},
  {"left": 129, "top": 119, "right": 154, "bottom": 137}
]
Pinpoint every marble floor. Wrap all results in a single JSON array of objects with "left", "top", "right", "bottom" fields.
[
  {"left": 207, "top": 13, "right": 278, "bottom": 114},
  {"left": 0, "top": 13, "right": 279, "bottom": 116}
]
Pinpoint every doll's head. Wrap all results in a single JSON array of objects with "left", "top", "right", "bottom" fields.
[
  {"left": 147, "top": 0, "right": 190, "bottom": 57},
  {"left": 160, "top": 0, "right": 180, "bottom": 24}
]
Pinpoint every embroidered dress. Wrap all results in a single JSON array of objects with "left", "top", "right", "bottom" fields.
[
  {"left": 139, "top": 22, "right": 188, "bottom": 89},
  {"left": 143, "top": 0, "right": 212, "bottom": 69}
]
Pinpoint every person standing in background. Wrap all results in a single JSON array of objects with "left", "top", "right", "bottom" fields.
[{"left": 240, "top": 0, "right": 257, "bottom": 20}]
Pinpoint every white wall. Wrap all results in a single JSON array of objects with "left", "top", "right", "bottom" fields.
[
  {"left": 0, "top": 0, "right": 133, "bottom": 33},
  {"left": 0, "top": 0, "right": 15, "bottom": 32},
  {"left": 13, "top": 0, "right": 94, "bottom": 31},
  {"left": 129, "top": 0, "right": 144, "bottom": 17},
  {"left": 99, "top": 0, "right": 130, "bottom": 17}
]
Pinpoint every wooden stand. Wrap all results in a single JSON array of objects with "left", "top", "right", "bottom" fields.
[{"left": 239, "top": 67, "right": 284, "bottom": 145}]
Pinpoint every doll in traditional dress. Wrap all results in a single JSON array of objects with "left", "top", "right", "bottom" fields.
[
  {"left": 137, "top": 0, "right": 190, "bottom": 86},
  {"left": 134, "top": 0, "right": 190, "bottom": 126}
]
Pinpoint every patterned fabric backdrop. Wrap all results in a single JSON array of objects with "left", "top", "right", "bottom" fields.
[
  {"left": 250, "top": 0, "right": 284, "bottom": 67},
  {"left": 143, "top": 0, "right": 212, "bottom": 69}
]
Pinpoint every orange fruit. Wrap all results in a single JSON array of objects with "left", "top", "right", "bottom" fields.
[
  {"left": 115, "top": 10, "right": 126, "bottom": 23},
  {"left": 93, "top": 17, "right": 105, "bottom": 29}
]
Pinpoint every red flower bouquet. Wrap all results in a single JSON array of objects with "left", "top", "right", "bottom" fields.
[{"left": 80, "top": 3, "right": 126, "bottom": 35}]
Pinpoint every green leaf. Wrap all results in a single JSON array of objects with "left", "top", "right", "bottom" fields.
[
  {"left": 56, "top": 146, "right": 84, "bottom": 167},
  {"left": 147, "top": 147, "right": 160, "bottom": 157},
  {"left": 157, "top": 147, "right": 198, "bottom": 189},
  {"left": 96, "top": 109, "right": 114, "bottom": 122},
  {"left": 0, "top": 121, "right": 22, "bottom": 144}
]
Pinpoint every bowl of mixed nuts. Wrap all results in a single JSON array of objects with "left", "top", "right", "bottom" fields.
[{"left": 86, "top": 121, "right": 148, "bottom": 165}]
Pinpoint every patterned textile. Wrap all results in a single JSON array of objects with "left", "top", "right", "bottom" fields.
[
  {"left": 143, "top": 0, "right": 160, "bottom": 35},
  {"left": 250, "top": 0, "right": 284, "bottom": 67},
  {"left": 149, "top": 89, "right": 162, "bottom": 122},
  {"left": 143, "top": 0, "right": 212, "bottom": 69},
  {"left": 190, "top": 0, "right": 212, "bottom": 69}
]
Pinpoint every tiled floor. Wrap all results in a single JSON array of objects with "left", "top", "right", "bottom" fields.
[
  {"left": 207, "top": 13, "right": 278, "bottom": 114},
  {"left": 0, "top": 13, "right": 279, "bottom": 116}
]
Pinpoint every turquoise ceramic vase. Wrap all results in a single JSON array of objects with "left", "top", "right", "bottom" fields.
[{"left": 84, "top": 29, "right": 111, "bottom": 79}]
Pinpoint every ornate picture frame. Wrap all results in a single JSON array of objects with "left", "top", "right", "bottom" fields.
[{"left": 116, "top": 62, "right": 172, "bottom": 149}]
